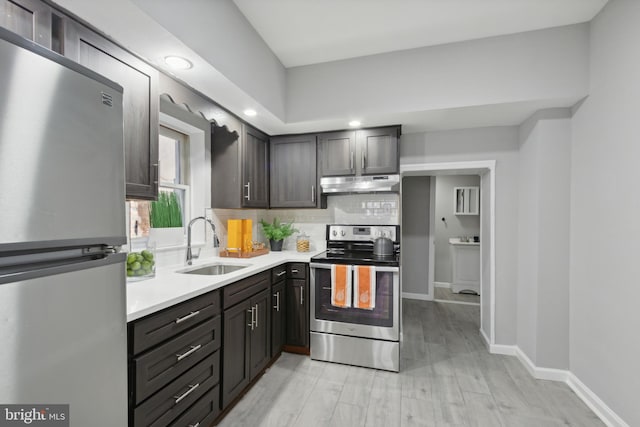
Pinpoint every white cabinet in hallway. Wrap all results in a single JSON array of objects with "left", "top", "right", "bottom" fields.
[{"left": 449, "top": 238, "right": 480, "bottom": 294}]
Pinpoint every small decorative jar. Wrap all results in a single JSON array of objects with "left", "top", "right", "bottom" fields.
[
  {"left": 296, "top": 233, "right": 310, "bottom": 252},
  {"left": 126, "top": 240, "right": 156, "bottom": 281}
]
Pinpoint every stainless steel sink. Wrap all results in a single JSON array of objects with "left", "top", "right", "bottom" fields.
[{"left": 178, "top": 263, "right": 249, "bottom": 275}]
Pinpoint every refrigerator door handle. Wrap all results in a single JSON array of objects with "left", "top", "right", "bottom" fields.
[{"left": 0, "top": 252, "right": 126, "bottom": 286}]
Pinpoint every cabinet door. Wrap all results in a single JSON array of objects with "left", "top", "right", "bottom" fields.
[
  {"left": 249, "top": 289, "right": 271, "bottom": 379},
  {"left": 65, "top": 21, "right": 159, "bottom": 200},
  {"left": 270, "top": 134, "right": 318, "bottom": 208},
  {"left": 1, "top": 0, "right": 53, "bottom": 49},
  {"left": 356, "top": 126, "right": 399, "bottom": 175},
  {"left": 271, "top": 280, "right": 285, "bottom": 358},
  {"left": 319, "top": 131, "right": 356, "bottom": 176},
  {"left": 222, "top": 300, "right": 251, "bottom": 408},
  {"left": 242, "top": 124, "right": 269, "bottom": 208},
  {"left": 286, "top": 279, "right": 309, "bottom": 348}
]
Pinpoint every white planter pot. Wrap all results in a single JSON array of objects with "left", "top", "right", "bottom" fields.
[{"left": 149, "top": 227, "right": 184, "bottom": 247}]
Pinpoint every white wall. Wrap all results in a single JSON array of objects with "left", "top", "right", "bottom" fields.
[
  {"left": 132, "top": 0, "right": 287, "bottom": 120},
  {"left": 287, "top": 24, "right": 589, "bottom": 124},
  {"left": 401, "top": 126, "right": 519, "bottom": 345},
  {"left": 517, "top": 109, "right": 571, "bottom": 370},
  {"left": 434, "top": 175, "right": 481, "bottom": 284},
  {"left": 401, "top": 176, "right": 431, "bottom": 296},
  {"left": 570, "top": 1, "right": 640, "bottom": 425}
]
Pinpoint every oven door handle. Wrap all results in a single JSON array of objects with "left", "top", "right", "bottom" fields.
[{"left": 310, "top": 262, "right": 399, "bottom": 273}]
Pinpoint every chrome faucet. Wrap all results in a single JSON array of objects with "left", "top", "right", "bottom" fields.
[{"left": 186, "top": 216, "right": 219, "bottom": 265}]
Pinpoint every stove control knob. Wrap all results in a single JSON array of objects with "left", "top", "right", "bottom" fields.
[
  {"left": 332, "top": 230, "right": 338, "bottom": 237},
  {"left": 340, "top": 230, "right": 346, "bottom": 237}
]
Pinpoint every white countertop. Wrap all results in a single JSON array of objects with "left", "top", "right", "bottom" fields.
[
  {"left": 126, "top": 250, "right": 322, "bottom": 322},
  {"left": 449, "top": 238, "right": 480, "bottom": 246}
]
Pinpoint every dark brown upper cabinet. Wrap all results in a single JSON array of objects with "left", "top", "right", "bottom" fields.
[
  {"left": 211, "top": 123, "right": 269, "bottom": 209},
  {"left": 319, "top": 126, "right": 400, "bottom": 177},
  {"left": 0, "top": 0, "right": 63, "bottom": 53},
  {"left": 64, "top": 20, "right": 159, "bottom": 200},
  {"left": 270, "top": 134, "right": 319, "bottom": 208}
]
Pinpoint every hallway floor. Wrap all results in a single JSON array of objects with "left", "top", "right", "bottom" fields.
[
  {"left": 218, "top": 300, "right": 603, "bottom": 426},
  {"left": 434, "top": 287, "right": 480, "bottom": 304}
]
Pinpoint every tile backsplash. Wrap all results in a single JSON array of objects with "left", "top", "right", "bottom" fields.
[{"left": 209, "top": 194, "right": 400, "bottom": 253}]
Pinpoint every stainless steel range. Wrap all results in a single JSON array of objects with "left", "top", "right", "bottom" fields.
[{"left": 310, "top": 224, "right": 400, "bottom": 372}]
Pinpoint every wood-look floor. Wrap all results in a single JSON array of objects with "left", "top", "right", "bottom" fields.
[
  {"left": 434, "top": 287, "right": 480, "bottom": 304},
  {"left": 217, "top": 300, "right": 603, "bottom": 427}
]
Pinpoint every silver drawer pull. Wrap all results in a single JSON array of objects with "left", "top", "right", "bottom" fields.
[
  {"left": 176, "top": 344, "right": 202, "bottom": 361},
  {"left": 247, "top": 308, "right": 254, "bottom": 330},
  {"left": 276, "top": 270, "right": 286, "bottom": 277},
  {"left": 174, "top": 383, "right": 200, "bottom": 404},
  {"left": 175, "top": 310, "right": 200, "bottom": 324},
  {"left": 273, "top": 291, "right": 280, "bottom": 311},
  {"left": 291, "top": 269, "right": 299, "bottom": 274},
  {"left": 188, "top": 423, "right": 200, "bottom": 427},
  {"left": 255, "top": 304, "right": 259, "bottom": 328}
]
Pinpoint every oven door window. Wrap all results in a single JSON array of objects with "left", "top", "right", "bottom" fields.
[{"left": 314, "top": 267, "right": 394, "bottom": 327}]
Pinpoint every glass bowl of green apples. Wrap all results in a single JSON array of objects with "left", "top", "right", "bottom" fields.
[{"left": 126, "top": 243, "right": 156, "bottom": 281}]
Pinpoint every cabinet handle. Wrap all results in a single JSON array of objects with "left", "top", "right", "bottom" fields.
[
  {"left": 300, "top": 287, "right": 304, "bottom": 306},
  {"left": 247, "top": 308, "right": 254, "bottom": 330},
  {"left": 174, "top": 383, "right": 200, "bottom": 404},
  {"left": 291, "top": 269, "right": 299, "bottom": 274},
  {"left": 244, "top": 182, "right": 251, "bottom": 201},
  {"left": 188, "top": 423, "right": 200, "bottom": 427},
  {"left": 254, "top": 304, "right": 259, "bottom": 328},
  {"left": 273, "top": 291, "right": 280, "bottom": 311},
  {"left": 152, "top": 161, "right": 159, "bottom": 185},
  {"left": 350, "top": 152, "right": 354, "bottom": 171},
  {"left": 176, "top": 344, "right": 202, "bottom": 361},
  {"left": 276, "top": 270, "right": 286, "bottom": 277},
  {"left": 311, "top": 185, "right": 315, "bottom": 203},
  {"left": 175, "top": 310, "right": 200, "bottom": 324}
]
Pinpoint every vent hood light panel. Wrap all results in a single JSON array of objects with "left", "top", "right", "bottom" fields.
[{"left": 320, "top": 175, "right": 400, "bottom": 194}]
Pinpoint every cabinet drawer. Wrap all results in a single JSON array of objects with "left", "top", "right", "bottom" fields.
[
  {"left": 169, "top": 384, "right": 220, "bottom": 427},
  {"left": 223, "top": 271, "right": 270, "bottom": 309},
  {"left": 134, "top": 351, "right": 220, "bottom": 427},
  {"left": 131, "top": 291, "right": 220, "bottom": 355},
  {"left": 134, "top": 316, "right": 221, "bottom": 404},
  {"left": 288, "top": 263, "right": 307, "bottom": 279},
  {"left": 271, "top": 264, "right": 288, "bottom": 282}
]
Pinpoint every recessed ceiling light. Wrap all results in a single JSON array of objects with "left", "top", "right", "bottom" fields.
[
  {"left": 164, "top": 56, "right": 192, "bottom": 70},
  {"left": 243, "top": 109, "right": 257, "bottom": 117},
  {"left": 349, "top": 120, "right": 361, "bottom": 127}
]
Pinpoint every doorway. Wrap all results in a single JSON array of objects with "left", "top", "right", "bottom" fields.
[{"left": 400, "top": 160, "right": 496, "bottom": 345}]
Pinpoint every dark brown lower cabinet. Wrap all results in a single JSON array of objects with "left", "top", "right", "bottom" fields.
[
  {"left": 222, "top": 288, "right": 271, "bottom": 408},
  {"left": 271, "top": 280, "right": 286, "bottom": 358},
  {"left": 128, "top": 290, "right": 222, "bottom": 427},
  {"left": 286, "top": 279, "right": 309, "bottom": 349}
]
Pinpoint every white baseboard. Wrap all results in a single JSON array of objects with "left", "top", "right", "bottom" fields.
[
  {"left": 514, "top": 347, "right": 569, "bottom": 382},
  {"left": 402, "top": 292, "right": 431, "bottom": 301},
  {"left": 433, "top": 299, "right": 479, "bottom": 306},
  {"left": 434, "top": 282, "right": 450, "bottom": 288},
  {"left": 566, "top": 373, "right": 630, "bottom": 427},
  {"left": 482, "top": 344, "right": 629, "bottom": 427}
]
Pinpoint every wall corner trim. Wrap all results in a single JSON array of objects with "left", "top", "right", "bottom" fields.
[{"left": 566, "top": 373, "right": 631, "bottom": 427}]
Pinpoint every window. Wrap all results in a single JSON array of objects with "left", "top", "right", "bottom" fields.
[{"left": 129, "top": 126, "right": 190, "bottom": 239}]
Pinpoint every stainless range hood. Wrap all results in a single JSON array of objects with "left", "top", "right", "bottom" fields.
[{"left": 320, "top": 175, "right": 400, "bottom": 194}]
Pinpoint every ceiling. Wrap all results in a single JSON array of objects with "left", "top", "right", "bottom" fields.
[
  {"left": 52, "top": 0, "right": 607, "bottom": 134},
  {"left": 233, "top": 0, "right": 608, "bottom": 68}
]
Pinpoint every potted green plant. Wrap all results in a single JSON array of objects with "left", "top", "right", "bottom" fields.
[
  {"left": 149, "top": 192, "right": 184, "bottom": 247},
  {"left": 259, "top": 218, "right": 298, "bottom": 251}
]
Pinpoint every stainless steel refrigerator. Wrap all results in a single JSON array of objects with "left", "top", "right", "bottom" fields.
[{"left": 0, "top": 28, "right": 128, "bottom": 426}]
